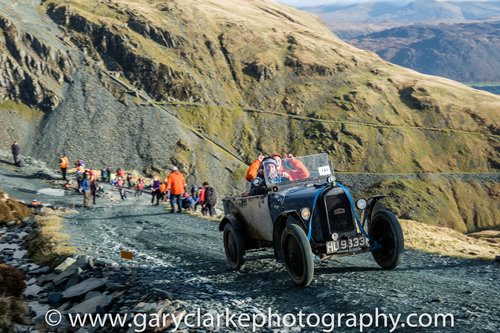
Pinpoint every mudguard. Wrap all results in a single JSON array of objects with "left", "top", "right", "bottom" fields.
[{"left": 219, "top": 214, "right": 242, "bottom": 231}]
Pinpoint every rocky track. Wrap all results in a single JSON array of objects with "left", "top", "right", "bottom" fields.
[{"left": 0, "top": 152, "right": 499, "bottom": 332}]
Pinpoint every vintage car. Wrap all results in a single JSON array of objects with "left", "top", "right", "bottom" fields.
[{"left": 220, "top": 153, "right": 404, "bottom": 287}]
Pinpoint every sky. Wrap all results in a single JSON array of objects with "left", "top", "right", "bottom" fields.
[{"left": 277, "top": 0, "right": 496, "bottom": 8}]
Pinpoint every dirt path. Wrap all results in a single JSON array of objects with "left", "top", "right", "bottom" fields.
[{"left": 0, "top": 153, "right": 499, "bottom": 332}]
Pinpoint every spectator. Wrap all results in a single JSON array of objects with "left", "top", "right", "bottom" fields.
[
  {"left": 195, "top": 185, "right": 205, "bottom": 212},
  {"left": 59, "top": 154, "right": 69, "bottom": 181},
  {"left": 11, "top": 141, "right": 20, "bottom": 166},
  {"left": 101, "top": 167, "right": 108, "bottom": 182},
  {"left": 151, "top": 176, "right": 161, "bottom": 205},
  {"left": 166, "top": 166, "right": 186, "bottom": 213},
  {"left": 202, "top": 182, "right": 217, "bottom": 217},
  {"left": 90, "top": 174, "right": 99, "bottom": 205},
  {"left": 182, "top": 193, "right": 195, "bottom": 211},
  {"left": 135, "top": 178, "right": 144, "bottom": 197},
  {"left": 127, "top": 172, "right": 133, "bottom": 189},
  {"left": 81, "top": 174, "right": 91, "bottom": 207}
]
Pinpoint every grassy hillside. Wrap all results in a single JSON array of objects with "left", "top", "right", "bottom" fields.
[{"left": 0, "top": 0, "right": 498, "bottom": 232}]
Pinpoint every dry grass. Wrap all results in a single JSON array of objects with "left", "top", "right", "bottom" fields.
[
  {"left": 0, "top": 296, "right": 29, "bottom": 332},
  {"left": 25, "top": 214, "right": 76, "bottom": 268},
  {"left": 0, "top": 191, "right": 32, "bottom": 226},
  {"left": 401, "top": 219, "right": 499, "bottom": 259}
]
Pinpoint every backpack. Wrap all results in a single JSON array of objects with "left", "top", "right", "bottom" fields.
[{"left": 205, "top": 187, "right": 216, "bottom": 205}]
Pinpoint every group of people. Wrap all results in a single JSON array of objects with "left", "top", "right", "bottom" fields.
[
  {"left": 57, "top": 153, "right": 217, "bottom": 217},
  {"left": 246, "top": 153, "right": 310, "bottom": 195},
  {"left": 11, "top": 140, "right": 303, "bottom": 215}
]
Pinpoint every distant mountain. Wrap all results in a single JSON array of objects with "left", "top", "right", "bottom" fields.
[
  {"left": 346, "top": 20, "right": 500, "bottom": 83},
  {"left": 302, "top": 0, "right": 500, "bottom": 23}
]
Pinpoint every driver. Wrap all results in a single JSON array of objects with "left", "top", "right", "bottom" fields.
[
  {"left": 263, "top": 158, "right": 290, "bottom": 184},
  {"left": 249, "top": 158, "right": 290, "bottom": 195},
  {"left": 245, "top": 153, "right": 310, "bottom": 182}
]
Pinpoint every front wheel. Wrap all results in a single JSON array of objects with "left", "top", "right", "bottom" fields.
[
  {"left": 281, "top": 224, "right": 314, "bottom": 287},
  {"left": 369, "top": 210, "right": 404, "bottom": 269},
  {"left": 223, "top": 223, "right": 246, "bottom": 270}
]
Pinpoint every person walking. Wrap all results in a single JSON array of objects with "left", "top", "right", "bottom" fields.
[
  {"left": 101, "top": 167, "right": 108, "bottom": 182},
  {"left": 202, "top": 182, "right": 217, "bottom": 217},
  {"left": 11, "top": 141, "right": 20, "bottom": 166},
  {"left": 59, "top": 154, "right": 69, "bottom": 181},
  {"left": 82, "top": 174, "right": 92, "bottom": 207},
  {"left": 166, "top": 166, "right": 186, "bottom": 213}
]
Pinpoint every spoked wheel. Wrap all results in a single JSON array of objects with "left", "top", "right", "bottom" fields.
[
  {"left": 281, "top": 224, "right": 314, "bottom": 287},
  {"left": 223, "top": 223, "right": 246, "bottom": 270},
  {"left": 369, "top": 210, "right": 404, "bottom": 269}
]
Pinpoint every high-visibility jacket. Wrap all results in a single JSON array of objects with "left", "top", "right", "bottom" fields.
[
  {"left": 166, "top": 171, "right": 186, "bottom": 195},
  {"left": 60, "top": 156, "right": 68, "bottom": 168}
]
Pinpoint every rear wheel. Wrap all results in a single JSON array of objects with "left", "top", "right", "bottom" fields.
[
  {"left": 369, "top": 210, "right": 404, "bottom": 269},
  {"left": 281, "top": 223, "right": 314, "bottom": 287},
  {"left": 223, "top": 223, "right": 246, "bottom": 270}
]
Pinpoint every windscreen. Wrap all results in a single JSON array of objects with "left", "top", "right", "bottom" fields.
[{"left": 262, "top": 153, "right": 333, "bottom": 186}]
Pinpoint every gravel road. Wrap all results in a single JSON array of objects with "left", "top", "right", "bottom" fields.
[{"left": 0, "top": 152, "right": 499, "bottom": 332}]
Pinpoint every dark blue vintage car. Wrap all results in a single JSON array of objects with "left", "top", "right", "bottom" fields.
[{"left": 220, "top": 153, "right": 404, "bottom": 287}]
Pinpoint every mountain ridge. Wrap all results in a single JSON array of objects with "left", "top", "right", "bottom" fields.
[{"left": 0, "top": 0, "right": 499, "bottom": 232}]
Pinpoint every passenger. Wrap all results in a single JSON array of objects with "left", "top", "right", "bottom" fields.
[
  {"left": 245, "top": 154, "right": 265, "bottom": 182},
  {"left": 271, "top": 154, "right": 310, "bottom": 181},
  {"left": 166, "top": 166, "right": 186, "bottom": 213}
]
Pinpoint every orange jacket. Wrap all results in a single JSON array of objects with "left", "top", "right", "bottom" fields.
[
  {"left": 245, "top": 159, "right": 262, "bottom": 182},
  {"left": 286, "top": 157, "right": 310, "bottom": 181},
  {"left": 159, "top": 183, "right": 167, "bottom": 193},
  {"left": 166, "top": 171, "right": 186, "bottom": 195},
  {"left": 60, "top": 156, "right": 68, "bottom": 168},
  {"left": 245, "top": 157, "right": 310, "bottom": 182}
]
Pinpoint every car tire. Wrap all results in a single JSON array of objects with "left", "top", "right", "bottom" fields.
[
  {"left": 223, "top": 223, "right": 246, "bottom": 271},
  {"left": 281, "top": 223, "right": 314, "bottom": 287},
  {"left": 369, "top": 210, "right": 404, "bottom": 269}
]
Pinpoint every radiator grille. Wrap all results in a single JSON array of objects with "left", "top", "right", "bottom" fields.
[{"left": 325, "top": 194, "right": 355, "bottom": 233}]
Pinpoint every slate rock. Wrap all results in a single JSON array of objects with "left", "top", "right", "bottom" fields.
[
  {"left": 54, "top": 257, "right": 77, "bottom": 273},
  {"left": 69, "top": 294, "right": 114, "bottom": 314},
  {"left": 63, "top": 278, "right": 107, "bottom": 299}
]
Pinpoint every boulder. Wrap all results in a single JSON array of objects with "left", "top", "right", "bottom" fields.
[
  {"left": 62, "top": 278, "right": 107, "bottom": 299},
  {"left": 69, "top": 293, "right": 114, "bottom": 314},
  {"left": 54, "top": 257, "right": 76, "bottom": 273},
  {"left": 53, "top": 267, "right": 82, "bottom": 286}
]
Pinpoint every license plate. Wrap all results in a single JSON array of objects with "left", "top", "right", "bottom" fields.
[{"left": 326, "top": 236, "right": 368, "bottom": 254}]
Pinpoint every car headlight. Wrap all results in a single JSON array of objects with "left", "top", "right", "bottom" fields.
[
  {"left": 300, "top": 207, "right": 311, "bottom": 220},
  {"left": 356, "top": 198, "right": 367, "bottom": 210}
]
